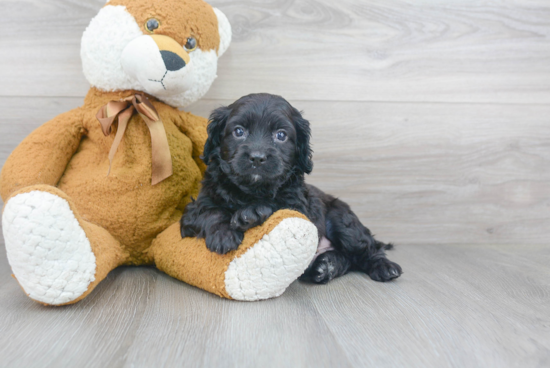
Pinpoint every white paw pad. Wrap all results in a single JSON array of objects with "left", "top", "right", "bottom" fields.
[
  {"left": 225, "top": 217, "right": 318, "bottom": 301},
  {"left": 2, "top": 191, "right": 96, "bottom": 305}
]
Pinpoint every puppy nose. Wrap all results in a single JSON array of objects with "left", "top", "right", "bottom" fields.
[
  {"left": 249, "top": 152, "right": 267, "bottom": 166},
  {"left": 160, "top": 50, "right": 186, "bottom": 71}
]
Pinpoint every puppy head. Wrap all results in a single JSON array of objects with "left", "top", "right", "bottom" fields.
[{"left": 203, "top": 94, "right": 313, "bottom": 186}]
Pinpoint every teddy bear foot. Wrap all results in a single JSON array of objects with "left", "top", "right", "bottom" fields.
[
  {"left": 224, "top": 217, "right": 318, "bottom": 301},
  {"left": 2, "top": 190, "right": 97, "bottom": 305}
]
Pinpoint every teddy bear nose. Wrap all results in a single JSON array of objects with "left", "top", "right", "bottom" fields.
[{"left": 160, "top": 50, "right": 186, "bottom": 71}]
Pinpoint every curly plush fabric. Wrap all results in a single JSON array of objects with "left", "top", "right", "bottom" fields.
[
  {"left": 82, "top": 0, "right": 231, "bottom": 108},
  {"left": 0, "top": 0, "right": 318, "bottom": 305},
  {"left": 224, "top": 217, "right": 319, "bottom": 300},
  {"left": 152, "top": 210, "right": 317, "bottom": 300},
  {"left": 107, "top": 0, "right": 220, "bottom": 52},
  {"left": 3, "top": 191, "right": 97, "bottom": 305},
  {"left": 1, "top": 88, "right": 208, "bottom": 265}
]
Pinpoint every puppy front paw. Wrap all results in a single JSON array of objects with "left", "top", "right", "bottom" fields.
[
  {"left": 205, "top": 225, "right": 244, "bottom": 254},
  {"left": 368, "top": 258, "right": 402, "bottom": 282},
  {"left": 230, "top": 205, "right": 273, "bottom": 232},
  {"left": 180, "top": 223, "right": 197, "bottom": 238}
]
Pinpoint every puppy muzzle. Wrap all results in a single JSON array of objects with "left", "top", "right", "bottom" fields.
[{"left": 232, "top": 147, "right": 284, "bottom": 182}]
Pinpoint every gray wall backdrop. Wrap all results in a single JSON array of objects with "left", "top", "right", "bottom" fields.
[{"left": 1, "top": 0, "right": 549, "bottom": 247}]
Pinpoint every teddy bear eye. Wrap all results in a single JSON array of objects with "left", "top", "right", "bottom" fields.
[
  {"left": 145, "top": 18, "right": 160, "bottom": 33},
  {"left": 185, "top": 37, "right": 197, "bottom": 52}
]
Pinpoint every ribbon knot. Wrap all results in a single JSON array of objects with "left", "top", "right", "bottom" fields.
[{"left": 96, "top": 93, "right": 173, "bottom": 185}]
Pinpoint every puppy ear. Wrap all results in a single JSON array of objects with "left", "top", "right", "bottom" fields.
[
  {"left": 291, "top": 108, "right": 313, "bottom": 174},
  {"left": 203, "top": 106, "right": 231, "bottom": 165}
]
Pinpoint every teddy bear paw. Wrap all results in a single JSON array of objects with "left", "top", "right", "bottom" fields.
[
  {"left": 224, "top": 217, "right": 318, "bottom": 301},
  {"left": 2, "top": 190, "right": 96, "bottom": 305}
]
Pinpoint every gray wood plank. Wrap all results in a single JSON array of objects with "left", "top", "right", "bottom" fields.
[
  {"left": 0, "top": 245, "right": 158, "bottom": 367},
  {"left": 2, "top": 0, "right": 550, "bottom": 104},
  {"left": 1, "top": 237, "right": 549, "bottom": 367},
  {"left": 303, "top": 244, "right": 550, "bottom": 368},
  {"left": 0, "top": 230, "right": 351, "bottom": 368},
  {"left": 122, "top": 275, "right": 352, "bottom": 368},
  {"left": 189, "top": 99, "right": 550, "bottom": 246},
  {"left": 1, "top": 0, "right": 549, "bottom": 366},
  {"left": 2, "top": 97, "right": 549, "bottom": 246}
]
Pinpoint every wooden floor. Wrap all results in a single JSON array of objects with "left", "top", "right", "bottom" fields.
[
  {"left": 1, "top": 243, "right": 548, "bottom": 368},
  {"left": 1, "top": 0, "right": 549, "bottom": 367}
]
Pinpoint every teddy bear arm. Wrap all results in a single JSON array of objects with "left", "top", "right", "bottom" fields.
[
  {"left": 151, "top": 210, "right": 319, "bottom": 301},
  {"left": 174, "top": 111, "right": 209, "bottom": 175},
  {"left": 0, "top": 108, "right": 85, "bottom": 201}
]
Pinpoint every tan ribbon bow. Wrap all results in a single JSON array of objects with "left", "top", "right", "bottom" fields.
[{"left": 96, "top": 93, "right": 173, "bottom": 185}]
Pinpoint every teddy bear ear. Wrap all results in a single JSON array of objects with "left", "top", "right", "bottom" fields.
[{"left": 213, "top": 8, "right": 232, "bottom": 57}]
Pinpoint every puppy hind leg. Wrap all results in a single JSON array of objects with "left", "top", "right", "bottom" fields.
[
  {"left": 300, "top": 250, "right": 352, "bottom": 284},
  {"left": 325, "top": 199, "right": 402, "bottom": 282},
  {"left": 354, "top": 246, "right": 402, "bottom": 282}
]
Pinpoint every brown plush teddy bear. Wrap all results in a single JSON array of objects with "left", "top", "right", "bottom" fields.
[{"left": 0, "top": 0, "right": 318, "bottom": 306}]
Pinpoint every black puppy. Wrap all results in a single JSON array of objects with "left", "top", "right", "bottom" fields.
[{"left": 181, "top": 94, "right": 402, "bottom": 284}]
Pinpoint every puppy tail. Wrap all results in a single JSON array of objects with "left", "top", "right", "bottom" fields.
[{"left": 377, "top": 241, "right": 395, "bottom": 251}]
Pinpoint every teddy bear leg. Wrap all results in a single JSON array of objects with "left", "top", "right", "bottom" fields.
[
  {"left": 150, "top": 210, "right": 318, "bottom": 301},
  {"left": 2, "top": 185, "right": 128, "bottom": 306}
]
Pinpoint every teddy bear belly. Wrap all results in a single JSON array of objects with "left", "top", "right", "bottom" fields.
[{"left": 57, "top": 152, "right": 202, "bottom": 264}]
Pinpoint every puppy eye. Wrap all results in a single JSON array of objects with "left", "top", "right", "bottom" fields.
[
  {"left": 185, "top": 37, "right": 197, "bottom": 52},
  {"left": 275, "top": 131, "right": 287, "bottom": 142},
  {"left": 145, "top": 18, "right": 160, "bottom": 33},
  {"left": 233, "top": 127, "right": 246, "bottom": 138}
]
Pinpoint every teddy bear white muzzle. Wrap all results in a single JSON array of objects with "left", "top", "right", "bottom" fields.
[{"left": 121, "top": 34, "right": 195, "bottom": 97}]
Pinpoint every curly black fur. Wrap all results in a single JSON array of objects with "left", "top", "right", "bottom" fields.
[{"left": 181, "top": 93, "right": 402, "bottom": 283}]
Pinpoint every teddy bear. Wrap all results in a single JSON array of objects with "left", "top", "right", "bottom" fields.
[{"left": 0, "top": 0, "right": 318, "bottom": 306}]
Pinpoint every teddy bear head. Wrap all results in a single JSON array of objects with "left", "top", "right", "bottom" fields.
[{"left": 81, "top": 0, "right": 231, "bottom": 109}]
